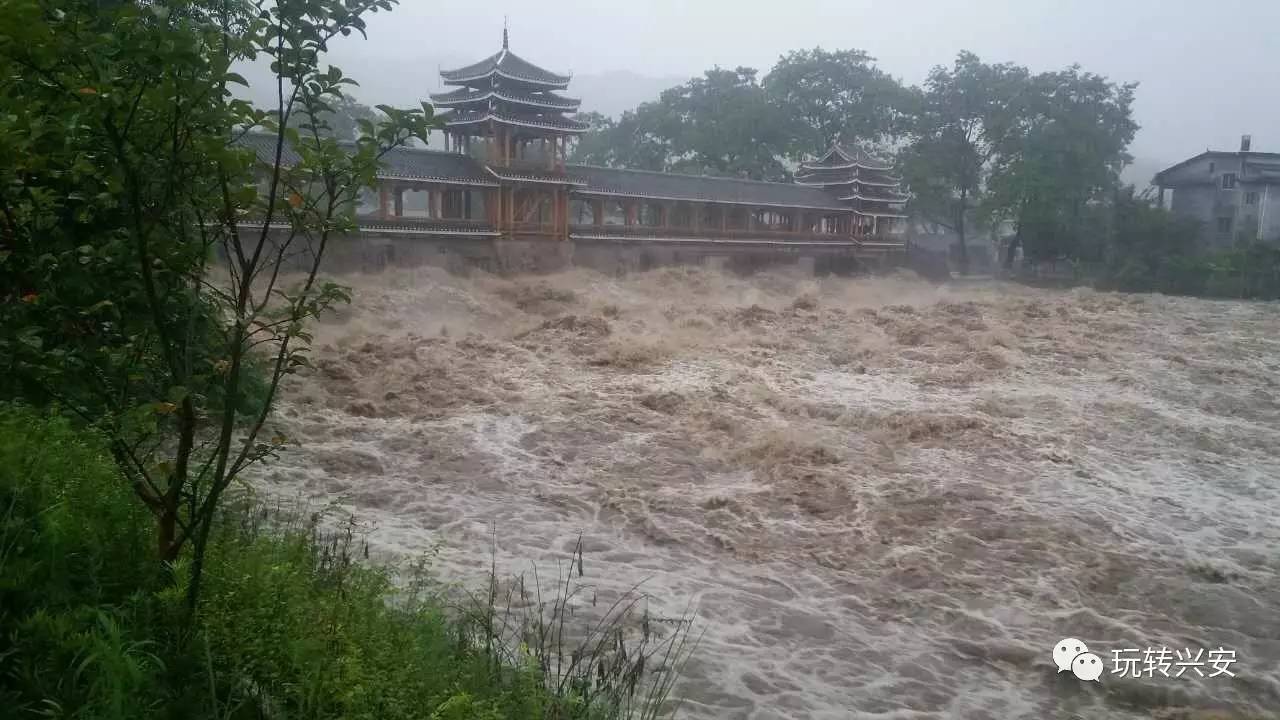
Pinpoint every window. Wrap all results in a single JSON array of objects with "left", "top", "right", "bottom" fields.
[
  {"left": 400, "top": 188, "right": 430, "bottom": 218},
  {"left": 1245, "top": 192, "right": 1259, "bottom": 206},
  {"left": 355, "top": 187, "right": 380, "bottom": 217},
  {"left": 603, "top": 200, "right": 626, "bottom": 226},
  {"left": 639, "top": 202, "right": 663, "bottom": 227},
  {"left": 570, "top": 198, "right": 594, "bottom": 225},
  {"left": 1217, "top": 217, "right": 1233, "bottom": 234},
  {"left": 670, "top": 203, "right": 693, "bottom": 228},
  {"left": 1222, "top": 173, "right": 1237, "bottom": 189},
  {"left": 700, "top": 204, "right": 722, "bottom": 229},
  {"left": 1209, "top": 161, "right": 1216, "bottom": 173}
]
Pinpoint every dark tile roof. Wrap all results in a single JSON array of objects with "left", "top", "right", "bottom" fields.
[
  {"left": 442, "top": 110, "right": 589, "bottom": 133},
  {"left": 429, "top": 88, "right": 581, "bottom": 111},
  {"left": 838, "top": 186, "right": 910, "bottom": 202},
  {"left": 234, "top": 130, "right": 304, "bottom": 165},
  {"left": 567, "top": 165, "right": 850, "bottom": 211},
  {"left": 232, "top": 132, "right": 496, "bottom": 185},
  {"left": 234, "top": 133, "right": 862, "bottom": 209},
  {"left": 486, "top": 166, "right": 586, "bottom": 185},
  {"left": 440, "top": 49, "right": 570, "bottom": 87},
  {"left": 378, "top": 147, "right": 496, "bottom": 184},
  {"left": 799, "top": 144, "right": 893, "bottom": 172}
]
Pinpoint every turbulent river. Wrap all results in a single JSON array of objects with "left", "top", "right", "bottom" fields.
[{"left": 259, "top": 266, "right": 1280, "bottom": 719}]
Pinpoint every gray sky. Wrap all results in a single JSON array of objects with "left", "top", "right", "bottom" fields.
[{"left": 271, "top": 0, "right": 1279, "bottom": 173}]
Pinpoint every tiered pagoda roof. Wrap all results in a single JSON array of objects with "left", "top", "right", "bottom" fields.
[
  {"left": 430, "top": 29, "right": 589, "bottom": 136},
  {"left": 795, "top": 144, "right": 909, "bottom": 219}
]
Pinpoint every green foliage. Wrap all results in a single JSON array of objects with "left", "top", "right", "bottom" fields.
[
  {"left": 900, "top": 52, "right": 1035, "bottom": 271},
  {"left": 572, "top": 67, "right": 794, "bottom": 180},
  {"left": 763, "top": 47, "right": 909, "bottom": 158},
  {"left": 0, "top": 406, "right": 688, "bottom": 718},
  {"left": 987, "top": 67, "right": 1138, "bottom": 265},
  {"left": 0, "top": 0, "right": 438, "bottom": 608},
  {"left": 571, "top": 110, "right": 672, "bottom": 172},
  {"left": 571, "top": 48, "right": 914, "bottom": 178},
  {"left": 0, "top": 406, "right": 163, "bottom": 718}
]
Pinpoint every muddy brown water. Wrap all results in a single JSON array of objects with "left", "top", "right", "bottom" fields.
[{"left": 258, "top": 266, "right": 1280, "bottom": 719}]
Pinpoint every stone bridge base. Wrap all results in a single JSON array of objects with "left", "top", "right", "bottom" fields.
[{"left": 229, "top": 231, "right": 916, "bottom": 279}]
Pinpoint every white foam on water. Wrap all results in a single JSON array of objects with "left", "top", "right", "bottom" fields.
[{"left": 255, "top": 268, "right": 1280, "bottom": 719}]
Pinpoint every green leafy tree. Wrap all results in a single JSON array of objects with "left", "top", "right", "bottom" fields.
[
  {"left": 901, "top": 51, "right": 1032, "bottom": 273},
  {"left": 0, "top": 0, "right": 437, "bottom": 611},
  {"left": 569, "top": 109, "right": 673, "bottom": 170},
  {"left": 986, "top": 67, "right": 1138, "bottom": 267},
  {"left": 570, "top": 67, "right": 791, "bottom": 180},
  {"left": 657, "top": 67, "right": 792, "bottom": 180},
  {"left": 763, "top": 47, "right": 909, "bottom": 159}
]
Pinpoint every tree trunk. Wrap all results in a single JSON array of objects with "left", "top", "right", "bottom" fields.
[
  {"left": 956, "top": 189, "right": 969, "bottom": 275},
  {"left": 158, "top": 510, "right": 177, "bottom": 561},
  {"left": 1005, "top": 232, "right": 1021, "bottom": 270},
  {"left": 1006, "top": 200, "right": 1027, "bottom": 270}
]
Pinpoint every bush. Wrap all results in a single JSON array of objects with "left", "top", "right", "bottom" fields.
[
  {"left": 0, "top": 406, "right": 162, "bottom": 718},
  {"left": 0, "top": 406, "right": 688, "bottom": 719}
]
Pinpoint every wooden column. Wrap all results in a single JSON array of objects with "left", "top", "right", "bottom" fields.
[
  {"left": 693, "top": 203, "right": 703, "bottom": 232},
  {"left": 562, "top": 191, "right": 570, "bottom": 238},
  {"left": 720, "top": 206, "right": 727, "bottom": 231},
  {"left": 592, "top": 198, "right": 604, "bottom": 226},
  {"left": 393, "top": 186, "right": 403, "bottom": 217},
  {"left": 432, "top": 187, "right": 443, "bottom": 219},
  {"left": 379, "top": 185, "right": 391, "bottom": 220},
  {"left": 626, "top": 200, "right": 637, "bottom": 226}
]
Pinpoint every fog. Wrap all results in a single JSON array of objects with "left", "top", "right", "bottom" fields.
[{"left": 240, "top": 0, "right": 1280, "bottom": 184}]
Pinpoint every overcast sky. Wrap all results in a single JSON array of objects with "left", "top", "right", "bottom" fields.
[{"left": 275, "top": 0, "right": 1279, "bottom": 171}]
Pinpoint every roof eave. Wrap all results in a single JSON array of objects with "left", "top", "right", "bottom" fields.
[{"left": 571, "top": 189, "right": 847, "bottom": 212}]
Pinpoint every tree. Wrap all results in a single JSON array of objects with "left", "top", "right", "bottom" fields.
[
  {"left": 569, "top": 109, "right": 672, "bottom": 170},
  {"left": 901, "top": 52, "right": 1032, "bottom": 273},
  {"left": 569, "top": 67, "right": 792, "bottom": 180},
  {"left": 659, "top": 67, "right": 792, "bottom": 180},
  {"left": 0, "top": 0, "right": 437, "bottom": 612},
  {"left": 763, "top": 47, "right": 909, "bottom": 160},
  {"left": 986, "top": 67, "right": 1138, "bottom": 267}
]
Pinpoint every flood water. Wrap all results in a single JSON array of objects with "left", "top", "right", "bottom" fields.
[{"left": 259, "top": 266, "right": 1280, "bottom": 719}]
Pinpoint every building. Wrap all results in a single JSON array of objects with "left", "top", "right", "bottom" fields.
[
  {"left": 1154, "top": 136, "right": 1280, "bottom": 248},
  {"left": 793, "top": 144, "right": 909, "bottom": 237},
  {"left": 238, "top": 32, "right": 911, "bottom": 274}
]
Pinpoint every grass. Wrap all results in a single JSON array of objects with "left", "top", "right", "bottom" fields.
[{"left": 0, "top": 406, "right": 694, "bottom": 719}]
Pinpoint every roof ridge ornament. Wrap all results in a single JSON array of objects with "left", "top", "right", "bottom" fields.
[{"left": 502, "top": 16, "right": 509, "bottom": 50}]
